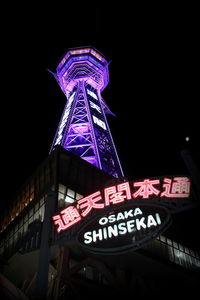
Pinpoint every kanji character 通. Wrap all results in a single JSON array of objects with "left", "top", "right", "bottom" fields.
[
  {"left": 161, "top": 177, "right": 190, "bottom": 198},
  {"left": 52, "top": 205, "right": 81, "bottom": 232}
]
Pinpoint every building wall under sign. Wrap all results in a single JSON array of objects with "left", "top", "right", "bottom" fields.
[{"left": 0, "top": 147, "right": 200, "bottom": 298}]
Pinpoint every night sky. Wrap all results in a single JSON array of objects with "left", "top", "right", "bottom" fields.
[{"left": 1, "top": 5, "right": 199, "bottom": 250}]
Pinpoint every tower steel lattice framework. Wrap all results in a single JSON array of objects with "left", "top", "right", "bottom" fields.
[{"left": 50, "top": 47, "right": 124, "bottom": 178}]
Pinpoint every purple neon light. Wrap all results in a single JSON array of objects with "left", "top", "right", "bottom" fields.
[{"left": 50, "top": 47, "right": 124, "bottom": 178}]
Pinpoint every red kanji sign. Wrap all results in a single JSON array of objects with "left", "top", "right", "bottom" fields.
[
  {"left": 77, "top": 191, "right": 104, "bottom": 217},
  {"left": 52, "top": 176, "right": 192, "bottom": 233},
  {"left": 161, "top": 177, "right": 190, "bottom": 198},
  {"left": 104, "top": 182, "right": 131, "bottom": 206},
  {"left": 52, "top": 206, "right": 81, "bottom": 232},
  {"left": 133, "top": 179, "right": 160, "bottom": 199}
]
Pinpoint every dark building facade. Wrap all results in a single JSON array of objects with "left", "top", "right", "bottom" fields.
[{"left": 0, "top": 147, "right": 200, "bottom": 299}]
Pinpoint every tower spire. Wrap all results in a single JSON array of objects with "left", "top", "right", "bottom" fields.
[{"left": 50, "top": 47, "right": 124, "bottom": 178}]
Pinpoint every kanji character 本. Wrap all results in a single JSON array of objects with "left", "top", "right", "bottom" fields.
[
  {"left": 161, "top": 177, "right": 191, "bottom": 198},
  {"left": 52, "top": 206, "right": 81, "bottom": 233},
  {"left": 104, "top": 182, "right": 132, "bottom": 206},
  {"left": 78, "top": 191, "right": 104, "bottom": 217},
  {"left": 133, "top": 179, "right": 160, "bottom": 199}
]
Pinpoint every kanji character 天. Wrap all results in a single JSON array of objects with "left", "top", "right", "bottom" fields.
[{"left": 77, "top": 191, "right": 104, "bottom": 217}]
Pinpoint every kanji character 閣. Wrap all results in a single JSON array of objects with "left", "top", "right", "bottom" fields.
[
  {"left": 104, "top": 182, "right": 132, "bottom": 206},
  {"left": 133, "top": 179, "right": 160, "bottom": 199}
]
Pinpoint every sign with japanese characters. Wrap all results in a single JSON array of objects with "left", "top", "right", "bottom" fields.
[
  {"left": 77, "top": 204, "right": 171, "bottom": 253},
  {"left": 52, "top": 175, "right": 191, "bottom": 252},
  {"left": 52, "top": 176, "right": 191, "bottom": 234}
]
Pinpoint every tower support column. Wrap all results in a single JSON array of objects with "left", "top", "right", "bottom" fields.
[{"left": 35, "top": 191, "right": 56, "bottom": 299}]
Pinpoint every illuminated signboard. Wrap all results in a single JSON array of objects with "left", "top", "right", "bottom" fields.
[
  {"left": 52, "top": 176, "right": 191, "bottom": 252},
  {"left": 77, "top": 204, "right": 171, "bottom": 253}
]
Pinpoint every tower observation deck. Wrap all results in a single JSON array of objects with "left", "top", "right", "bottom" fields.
[{"left": 50, "top": 47, "right": 124, "bottom": 178}]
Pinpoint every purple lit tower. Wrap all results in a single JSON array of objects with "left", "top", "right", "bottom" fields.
[{"left": 50, "top": 47, "right": 124, "bottom": 178}]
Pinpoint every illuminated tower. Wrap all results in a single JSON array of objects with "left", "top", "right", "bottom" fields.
[{"left": 50, "top": 47, "right": 123, "bottom": 178}]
